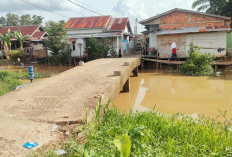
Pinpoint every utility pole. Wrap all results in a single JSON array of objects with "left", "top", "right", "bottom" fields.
[{"left": 134, "top": 18, "right": 138, "bottom": 51}]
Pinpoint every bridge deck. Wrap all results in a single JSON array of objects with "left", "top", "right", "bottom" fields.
[{"left": 0, "top": 58, "right": 140, "bottom": 156}]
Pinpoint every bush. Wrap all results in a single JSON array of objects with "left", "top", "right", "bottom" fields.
[
  {"left": 8, "top": 50, "right": 28, "bottom": 62},
  {"left": 181, "top": 43, "right": 214, "bottom": 76},
  {"left": 110, "top": 49, "right": 118, "bottom": 58},
  {"left": 86, "top": 37, "right": 110, "bottom": 61}
]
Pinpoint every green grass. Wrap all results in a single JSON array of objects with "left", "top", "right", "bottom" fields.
[
  {"left": 0, "top": 71, "right": 50, "bottom": 96},
  {"left": 34, "top": 100, "right": 232, "bottom": 157}
]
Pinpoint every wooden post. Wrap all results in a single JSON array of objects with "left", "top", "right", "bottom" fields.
[
  {"left": 132, "top": 67, "right": 138, "bottom": 77},
  {"left": 122, "top": 79, "right": 129, "bottom": 92}
]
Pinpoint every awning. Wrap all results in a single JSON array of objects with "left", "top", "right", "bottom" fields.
[{"left": 69, "top": 38, "right": 76, "bottom": 42}]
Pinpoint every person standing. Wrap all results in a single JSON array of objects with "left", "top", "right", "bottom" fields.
[{"left": 170, "top": 42, "right": 177, "bottom": 60}]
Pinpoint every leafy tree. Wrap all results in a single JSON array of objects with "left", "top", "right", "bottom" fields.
[
  {"left": 6, "top": 13, "right": 19, "bottom": 26},
  {"left": 3, "top": 29, "right": 15, "bottom": 59},
  {"left": 20, "top": 14, "right": 31, "bottom": 26},
  {"left": 31, "top": 15, "right": 44, "bottom": 25},
  {"left": 0, "top": 17, "right": 6, "bottom": 27},
  {"left": 14, "top": 29, "right": 31, "bottom": 50},
  {"left": 44, "top": 20, "right": 69, "bottom": 65},
  {"left": 192, "top": 0, "right": 232, "bottom": 16}
]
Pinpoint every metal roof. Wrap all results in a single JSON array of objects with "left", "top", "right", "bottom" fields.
[
  {"left": 139, "top": 8, "right": 231, "bottom": 24},
  {"left": 64, "top": 16, "right": 111, "bottom": 29},
  {"left": 106, "top": 17, "right": 130, "bottom": 31}
]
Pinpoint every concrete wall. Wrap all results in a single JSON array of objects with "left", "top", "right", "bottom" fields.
[
  {"left": 71, "top": 38, "right": 86, "bottom": 57},
  {"left": 157, "top": 31, "right": 227, "bottom": 58},
  {"left": 186, "top": 32, "right": 227, "bottom": 57},
  {"left": 149, "top": 33, "right": 158, "bottom": 49}
]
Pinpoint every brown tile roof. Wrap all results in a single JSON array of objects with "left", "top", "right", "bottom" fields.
[
  {"left": 0, "top": 25, "right": 46, "bottom": 40},
  {"left": 64, "top": 16, "right": 111, "bottom": 29}
]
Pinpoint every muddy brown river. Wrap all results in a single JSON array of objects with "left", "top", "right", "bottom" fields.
[{"left": 113, "top": 69, "right": 232, "bottom": 120}]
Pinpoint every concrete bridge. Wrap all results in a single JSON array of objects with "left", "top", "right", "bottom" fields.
[{"left": 0, "top": 57, "right": 140, "bottom": 156}]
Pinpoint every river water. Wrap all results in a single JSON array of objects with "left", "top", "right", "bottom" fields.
[{"left": 113, "top": 69, "right": 232, "bottom": 120}]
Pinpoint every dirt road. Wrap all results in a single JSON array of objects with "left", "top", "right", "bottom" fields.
[{"left": 0, "top": 58, "right": 140, "bottom": 156}]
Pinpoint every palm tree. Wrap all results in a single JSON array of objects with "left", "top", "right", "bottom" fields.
[
  {"left": 192, "top": 0, "right": 228, "bottom": 14},
  {"left": 192, "top": 0, "right": 210, "bottom": 12},
  {"left": 14, "top": 29, "right": 31, "bottom": 50}
]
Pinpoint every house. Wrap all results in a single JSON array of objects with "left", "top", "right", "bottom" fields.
[
  {"left": 139, "top": 8, "right": 232, "bottom": 59},
  {"left": 0, "top": 25, "right": 48, "bottom": 60},
  {"left": 64, "top": 16, "right": 134, "bottom": 57}
]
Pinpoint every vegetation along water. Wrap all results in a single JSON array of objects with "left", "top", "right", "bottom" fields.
[{"left": 33, "top": 99, "right": 232, "bottom": 157}]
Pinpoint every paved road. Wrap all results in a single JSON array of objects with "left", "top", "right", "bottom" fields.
[{"left": 0, "top": 58, "right": 140, "bottom": 156}]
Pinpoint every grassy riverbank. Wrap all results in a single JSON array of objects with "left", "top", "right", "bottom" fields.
[
  {"left": 35, "top": 100, "right": 232, "bottom": 157},
  {"left": 0, "top": 71, "right": 50, "bottom": 96}
]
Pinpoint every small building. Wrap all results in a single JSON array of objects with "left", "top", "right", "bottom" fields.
[
  {"left": 65, "top": 16, "right": 134, "bottom": 57},
  {"left": 139, "top": 8, "right": 231, "bottom": 59},
  {"left": 0, "top": 25, "right": 48, "bottom": 60}
]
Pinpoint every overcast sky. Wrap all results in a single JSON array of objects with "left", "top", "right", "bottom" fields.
[{"left": 0, "top": 0, "right": 196, "bottom": 33}]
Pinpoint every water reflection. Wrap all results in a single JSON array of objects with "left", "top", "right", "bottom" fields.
[{"left": 113, "top": 70, "right": 232, "bottom": 120}]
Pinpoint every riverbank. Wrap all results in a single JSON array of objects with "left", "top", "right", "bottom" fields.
[{"left": 33, "top": 100, "right": 232, "bottom": 156}]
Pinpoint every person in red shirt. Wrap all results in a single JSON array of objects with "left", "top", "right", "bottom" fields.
[{"left": 171, "top": 42, "right": 177, "bottom": 60}]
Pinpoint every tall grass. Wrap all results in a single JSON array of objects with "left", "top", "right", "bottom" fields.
[
  {"left": 36, "top": 100, "right": 232, "bottom": 157},
  {"left": 0, "top": 71, "right": 50, "bottom": 96}
]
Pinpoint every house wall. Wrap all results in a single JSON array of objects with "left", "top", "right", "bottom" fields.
[
  {"left": 144, "top": 11, "right": 231, "bottom": 30},
  {"left": 149, "top": 33, "right": 158, "bottom": 49},
  {"left": 157, "top": 34, "right": 187, "bottom": 58},
  {"left": 186, "top": 32, "right": 227, "bottom": 57},
  {"left": 157, "top": 31, "right": 227, "bottom": 59},
  {"left": 71, "top": 38, "right": 86, "bottom": 57},
  {"left": 66, "top": 28, "right": 103, "bottom": 38}
]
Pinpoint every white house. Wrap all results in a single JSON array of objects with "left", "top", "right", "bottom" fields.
[{"left": 65, "top": 16, "right": 134, "bottom": 57}]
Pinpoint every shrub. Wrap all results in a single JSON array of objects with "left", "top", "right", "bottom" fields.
[
  {"left": 181, "top": 43, "right": 214, "bottom": 76},
  {"left": 110, "top": 49, "right": 118, "bottom": 58},
  {"left": 8, "top": 50, "right": 29, "bottom": 62},
  {"left": 86, "top": 37, "right": 110, "bottom": 61}
]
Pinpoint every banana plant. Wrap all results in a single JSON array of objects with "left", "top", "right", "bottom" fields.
[
  {"left": 4, "top": 28, "right": 14, "bottom": 59},
  {"left": 0, "top": 33, "right": 4, "bottom": 59},
  {"left": 14, "top": 29, "right": 31, "bottom": 50}
]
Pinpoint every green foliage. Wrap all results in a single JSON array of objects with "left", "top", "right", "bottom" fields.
[
  {"left": 0, "top": 13, "right": 43, "bottom": 27},
  {"left": 14, "top": 29, "right": 31, "bottom": 49},
  {"left": 192, "top": 0, "right": 232, "bottom": 18},
  {"left": 8, "top": 50, "right": 29, "bottom": 62},
  {"left": 0, "top": 71, "right": 50, "bottom": 96},
  {"left": 39, "top": 99, "right": 232, "bottom": 157},
  {"left": 114, "top": 134, "right": 131, "bottom": 157},
  {"left": 45, "top": 20, "right": 69, "bottom": 65},
  {"left": 110, "top": 49, "right": 118, "bottom": 58},
  {"left": 181, "top": 43, "right": 214, "bottom": 76},
  {"left": 86, "top": 37, "right": 110, "bottom": 61}
]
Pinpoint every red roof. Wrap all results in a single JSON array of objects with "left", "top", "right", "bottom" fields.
[
  {"left": 107, "top": 18, "right": 129, "bottom": 31},
  {"left": 65, "top": 16, "right": 111, "bottom": 29},
  {"left": 0, "top": 25, "right": 46, "bottom": 40}
]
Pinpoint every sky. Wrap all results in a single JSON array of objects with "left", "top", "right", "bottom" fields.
[{"left": 0, "top": 0, "right": 196, "bottom": 33}]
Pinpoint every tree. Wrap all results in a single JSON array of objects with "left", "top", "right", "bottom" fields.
[
  {"left": 3, "top": 29, "right": 15, "bottom": 59},
  {"left": 20, "top": 14, "right": 31, "bottom": 26},
  {"left": 0, "top": 17, "right": 6, "bottom": 27},
  {"left": 44, "top": 20, "right": 69, "bottom": 64},
  {"left": 31, "top": 15, "right": 44, "bottom": 25},
  {"left": 192, "top": 0, "right": 231, "bottom": 16},
  {"left": 6, "top": 13, "right": 19, "bottom": 26},
  {"left": 14, "top": 29, "right": 31, "bottom": 50}
]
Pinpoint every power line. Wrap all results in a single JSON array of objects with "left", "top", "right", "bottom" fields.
[
  {"left": 67, "top": 0, "right": 104, "bottom": 16},
  {"left": 19, "top": 0, "right": 70, "bottom": 19}
]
